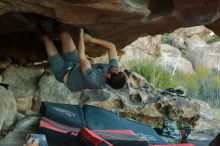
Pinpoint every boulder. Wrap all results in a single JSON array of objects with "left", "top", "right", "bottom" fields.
[
  {"left": 192, "top": 128, "right": 220, "bottom": 141},
  {"left": 0, "top": 63, "right": 214, "bottom": 130},
  {"left": 86, "top": 93, "right": 126, "bottom": 111},
  {"left": 0, "top": 57, "right": 11, "bottom": 70},
  {"left": 81, "top": 72, "right": 201, "bottom": 127},
  {"left": 171, "top": 26, "right": 213, "bottom": 58},
  {"left": 121, "top": 35, "right": 161, "bottom": 64},
  {"left": 123, "top": 25, "right": 220, "bottom": 72},
  {"left": 138, "top": 104, "right": 165, "bottom": 124},
  {"left": 185, "top": 41, "right": 220, "bottom": 70},
  {"left": 81, "top": 88, "right": 115, "bottom": 104},
  {"left": 0, "top": 116, "right": 39, "bottom": 145},
  {"left": 1, "top": 65, "right": 44, "bottom": 113},
  {"left": 157, "top": 44, "right": 194, "bottom": 73},
  {"left": 0, "top": 1, "right": 220, "bottom": 61},
  {"left": 160, "top": 44, "right": 182, "bottom": 57},
  {"left": 84, "top": 87, "right": 165, "bottom": 126},
  {"left": 192, "top": 99, "right": 220, "bottom": 130},
  {"left": 174, "top": 26, "right": 220, "bottom": 71},
  {"left": 155, "top": 96, "right": 199, "bottom": 126},
  {"left": 185, "top": 35, "right": 208, "bottom": 51},
  {"left": 173, "top": 26, "right": 213, "bottom": 39},
  {"left": 192, "top": 99, "right": 211, "bottom": 111},
  {"left": 157, "top": 55, "right": 194, "bottom": 73},
  {"left": 0, "top": 87, "right": 17, "bottom": 131},
  {"left": 122, "top": 36, "right": 194, "bottom": 73},
  {"left": 35, "top": 71, "right": 81, "bottom": 104},
  {"left": 126, "top": 71, "right": 150, "bottom": 88}
]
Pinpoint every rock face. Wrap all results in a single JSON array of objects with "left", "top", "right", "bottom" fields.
[
  {"left": 155, "top": 96, "right": 199, "bottom": 124},
  {"left": 0, "top": 87, "right": 17, "bottom": 131},
  {"left": 1, "top": 65, "right": 44, "bottom": 113},
  {"left": 0, "top": 116, "right": 39, "bottom": 145},
  {"left": 157, "top": 44, "right": 194, "bottom": 73},
  {"left": 0, "top": 63, "right": 207, "bottom": 128},
  {"left": 123, "top": 26, "right": 220, "bottom": 72},
  {"left": 192, "top": 99, "right": 220, "bottom": 130},
  {"left": 175, "top": 26, "right": 220, "bottom": 71},
  {"left": 0, "top": 61, "right": 219, "bottom": 137},
  {"left": 122, "top": 36, "right": 194, "bottom": 73},
  {"left": 0, "top": 57, "right": 11, "bottom": 70},
  {"left": 35, "top": 71, "right": 81, "bottom": 105},
  {"left": 186, "top": 41, "right": 220, "bottom": 70},
  {"left": 0, "top": 1, "right": 220, "bottom": 62}
]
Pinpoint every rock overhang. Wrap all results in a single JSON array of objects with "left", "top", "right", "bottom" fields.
[{"left": 0, "top": 0, "right": 220, "bottom": 63}]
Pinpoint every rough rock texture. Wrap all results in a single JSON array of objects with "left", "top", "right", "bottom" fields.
[
  {"left": 186, "top": 41, "right": 220, "bottom": 70},
  {"left": 0, "top": 63, "right": 219, "bottom": 140},
  {"left": 0, "top": 61, "right": 218, "bottom": 133},
  {"left": 157, "top": 44, "right": 194, "bottom": 73},
  {"left": 177, "top": 26, "right": 220, "bottom": 71},
  {"left": 192, "top": 99, "right": 220, "bottom": 130},
  {"left": 155, "top": 95, "right": 199, "bottom": 125},
  {"left": 33, "top": 67, "right": 201, "bottom": 127},
  {"left": 0, "top": 87, "right": 17, "bottom": 131},
  {"left": 121, "top": 36, "right": 194, "bottom": 73},
  {"left": 121, "top": 35, "right": 162, "bottom": 60},
  {"left": 192, "top": 128, "right": 220, "bottom": 141},
  {"left": 0, "top": 116, "right": 39, "bottom": 146},
  {"left": 1, "top": 65, "right": 44, "bottom": 113},
  {"left": 123, "top": 26, "right": 220, "bottom": 72},
  {"left": 0, "top": 57, "right": 11, "bottom": 70},
  {"left": 35, "top": 71, "right": 82, "bottom": 104},
  {"left": 0, "top": 0, "right": 220, "bottom": 62}
]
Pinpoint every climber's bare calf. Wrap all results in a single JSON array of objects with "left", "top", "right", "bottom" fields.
[
  {"left": 41, "top": 31, "right": 76, "bottom": 56},
  {"left": 41, "top": 35, "right": 59, "bottom": 57}
]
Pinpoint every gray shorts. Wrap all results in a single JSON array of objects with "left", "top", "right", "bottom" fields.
[{"left": 47, "top": 50, "right": 79, "bottom": 82}]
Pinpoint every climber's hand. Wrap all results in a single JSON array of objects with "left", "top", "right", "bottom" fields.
[{"left": 84, "top": 33, "right": 93, "bottom": 43}]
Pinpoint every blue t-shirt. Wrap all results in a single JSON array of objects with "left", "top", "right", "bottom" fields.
[{"left": 66, "top": 59, "right": 118, "bottom": 91}]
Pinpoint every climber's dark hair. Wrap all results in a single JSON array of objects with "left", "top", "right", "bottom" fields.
[{"left": 106, "top": 71, "right": 127, "bottom": 89}]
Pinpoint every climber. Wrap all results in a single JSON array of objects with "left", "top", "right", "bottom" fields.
[{"left": 41, "top": 28, "right": 127, "bottom": 91}]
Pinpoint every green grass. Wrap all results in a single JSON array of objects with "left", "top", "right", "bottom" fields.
[
  {"left": 174, "top": 71, "right": 199, "bottom": 98},
  {"left": 127, "top": 59, "right": 220, "bottom": 110},
  {"left": 161, "top": 33, "right": 174, "bottom": 45},
  {"left": 175, "top": 67, "right": 220, "bottom": 110},
  {"left": 206, "top": 34, "right": 220, "bottom": 44},
  {"left": 127, "top": 59, "right": 177, "bottom": 89}
]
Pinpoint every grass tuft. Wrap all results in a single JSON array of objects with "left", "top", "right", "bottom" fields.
[
  {"left": 127, "top": 59, "right": 220, "bottom": 111},
  {"left": 127, "top": 59, "right": 177, "bottom": 89},
  {"left": 206, "top": 34, "right": 220, "bottom": 44}
]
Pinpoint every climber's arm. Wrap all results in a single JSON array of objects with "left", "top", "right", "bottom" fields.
[
  {"left": 78, "top": 28, "right": 91, "bottom": 73},
  {"left": 84, "top": 33, "right": 117, "bottom": 61}
]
